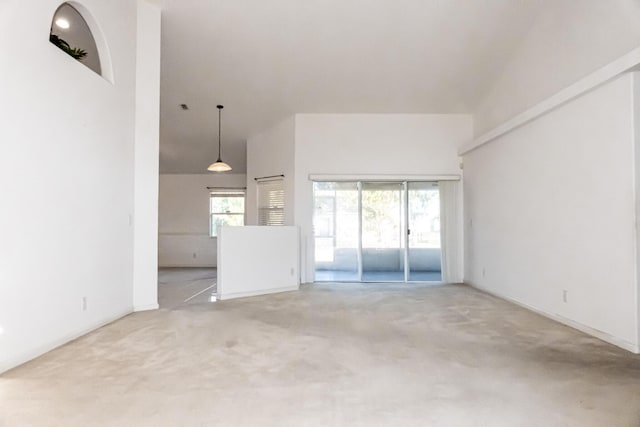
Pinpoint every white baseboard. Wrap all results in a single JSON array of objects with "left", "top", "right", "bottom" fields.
[
  {"left": 134, "top": 303, "right": 159, "bottom": 312},
  {"left": 0, "top": 307, "right": 133, "bottom": 375},
  {"left": 218, "top": 285, "right": 299, "bottom": 301},
  {"left": 469, "top": 282, "right": 639, "bottom": 354}
]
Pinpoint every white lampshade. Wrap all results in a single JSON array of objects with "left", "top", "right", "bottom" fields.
[{"left": 207, "top": 160, "right": 232, "bottom": 172}]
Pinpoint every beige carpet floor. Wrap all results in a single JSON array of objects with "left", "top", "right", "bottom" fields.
[{"left": 1, "top": 269, "right": 640, "bottom": 426}]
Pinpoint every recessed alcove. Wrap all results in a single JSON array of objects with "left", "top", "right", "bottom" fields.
[{"left": 49, "top": 2, "right": 112, "bottom": 82}]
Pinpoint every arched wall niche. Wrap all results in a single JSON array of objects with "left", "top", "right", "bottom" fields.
[{"left": 49, "top": 1, "right": 114, "bottom": 83}]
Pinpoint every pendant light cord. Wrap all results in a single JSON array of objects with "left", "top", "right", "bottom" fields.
[{"left": 217, "top": 105, "right": 223, "bottom": 162}]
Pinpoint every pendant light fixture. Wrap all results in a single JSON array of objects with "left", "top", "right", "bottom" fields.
[{"left": 207, "top": 105, "right": 232, "bottom": 172}]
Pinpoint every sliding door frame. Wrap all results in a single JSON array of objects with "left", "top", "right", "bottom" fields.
[
  {"left": 403, "top": 181, "right": 410, "bottom": 282},
  {"left": 357, "top": 181, "right": 363, "bottom": 281},
  {"left": 312, "top": 175, "right": 459, "bottom": 283}
]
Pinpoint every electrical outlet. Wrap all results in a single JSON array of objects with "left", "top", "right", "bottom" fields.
[
  {"left": 562, "top": 290, "right": 568, "bottom": 303},
  {"left": 290, "top": 268, "right": 295, "bottom": 276},
  {"left": 81, "top": 297, "right": 87, "bottom": 311},
  {"left": 193, "top": 253, "right": 197, "bottom": 259}
]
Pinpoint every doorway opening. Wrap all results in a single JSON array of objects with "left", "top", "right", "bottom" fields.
[{"left": 313, "top": 181, "right": 442, "bottom": 282}]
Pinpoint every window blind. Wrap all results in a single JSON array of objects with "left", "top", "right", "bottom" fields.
[{"left": 257, "top": 178, "right": 284, "bottom": 226}]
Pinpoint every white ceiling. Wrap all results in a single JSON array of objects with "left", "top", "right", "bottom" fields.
[{"left": 159, "top": 0, "right": 544, "bottom": 173}]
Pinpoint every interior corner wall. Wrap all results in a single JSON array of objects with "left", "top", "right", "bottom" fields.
[
  {"left": 293, "top": 114, "right": 473, "bottom": 283},
  {"left": 133, "top": 0, "right": 161, "bottom": 312},
  {"left": 158, "top": 173, "right": 247, "bottom": 267},
  {"left": 463, "top": 74, "right": 639, "bottom": 352},
  {"left": 246, "top": 116, "right": 296, "bottom": 226},
  {"left": 0, "top": 0, "right": 138, "bottom": 373},
  {"left": 474, "top": 0, "right": 640, "bottom": 136}
]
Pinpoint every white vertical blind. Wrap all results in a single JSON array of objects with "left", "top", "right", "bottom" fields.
[
  {"left": 257, "top": 178, "right": 285, "bottom": 225},
  {"left": 439, "top": 180, "right": 463, "bottom": 283}
]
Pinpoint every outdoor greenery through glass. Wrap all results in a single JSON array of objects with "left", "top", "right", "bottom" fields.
[
  {"left": 210, "top": 191, "right": 245, "bottom": 237},
  {"left": 408, "top": 185, "right": 440, "bottom": 248},
  {"left": 361, "top": 182, "right": 404, "bottom": 249},
  {"left": 313, "top": 181, "right": 441, "bottom": 269},
  {"left": 314, "top": 182, "right": 358, "bottom": 263}
]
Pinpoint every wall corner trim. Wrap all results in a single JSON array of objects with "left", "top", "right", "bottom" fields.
[{"left": 459, "top": 46, "right": 640, "bottom": 156}]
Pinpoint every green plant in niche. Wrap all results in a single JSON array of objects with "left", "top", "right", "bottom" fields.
[{"left": 49, "top": 34, "right": 87, "bottom": 60}]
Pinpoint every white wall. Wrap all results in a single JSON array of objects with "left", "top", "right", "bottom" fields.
[
  {"left": 635, "top": 73, "right": 640, "bottom": 349},
  {"left": 474, "top": 0, "right": 640, "bottom": 136},
  {"left": 294, "top": 114, "right": 473, "bottom": 282},
  {"left": 133, "top": 0, "right": 161, "bottom": 312},
  {"left": 0, "top": 0, "right": 141, "bottom": 373},
  {"left": 158, "top": 173, "right": 246, "bottom": 267},
  {"left": 463, "top": 74, "right": 638, "bottom": 352},
  {"left": 217, "top": 226, "right": 299, "bottom": 300},
  {"left": 246, "top": 116, "right": 295, "bottom": 225}
]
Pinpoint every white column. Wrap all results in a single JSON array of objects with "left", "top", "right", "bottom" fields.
[{"left": 133, "top": 0, "right": 161, "bottom": 311}]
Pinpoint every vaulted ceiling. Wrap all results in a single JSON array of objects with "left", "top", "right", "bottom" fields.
[{"left": 159, "top": 0, "right": 545, "bottom": 173}]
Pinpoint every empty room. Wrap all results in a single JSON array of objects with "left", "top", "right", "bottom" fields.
[{"left": 2, "top": 0, "right": 640, "bottom": 425}]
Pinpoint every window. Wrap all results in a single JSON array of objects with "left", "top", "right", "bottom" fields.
[
  {"left": 210, "top": 190, "right": 245, "bottom": 237},
  {"left": 257, "top": 178, "right": 284, "bottom": 226},
  {"left": 50, "top": 3, "right": 104, "bottom": 76}
]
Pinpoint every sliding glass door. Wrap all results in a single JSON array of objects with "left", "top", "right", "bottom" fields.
[
  {"left": 313, "top": 182, "right": 359, "bottom": 282},
  {"left": 407, "top": 182, "right": 441, "bottom": 281},
  {"left": 361, "top": 182, "right": 405, "bottom": 282},
  {"left": 313, "top": 180, "right": 442, "bottom": 283}
]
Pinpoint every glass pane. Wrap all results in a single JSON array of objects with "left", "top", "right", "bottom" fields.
[
  {"left": 211, "top": 214, "right": 244, "bottom": 236},
  {"left": 407, "top": 182, "right": 441, "bottom": 282},
  {"left": 313, "top": 182, "right": 359, "bottom": 282},
  {"left": 50, "top": 3, "right": 102, "bottom": 75},
  {"left": 361, "top": 182, "right": 405, "bottom": 282},
  {"left": 211, "top": 195, "right": 245, "bottom": 214}
]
